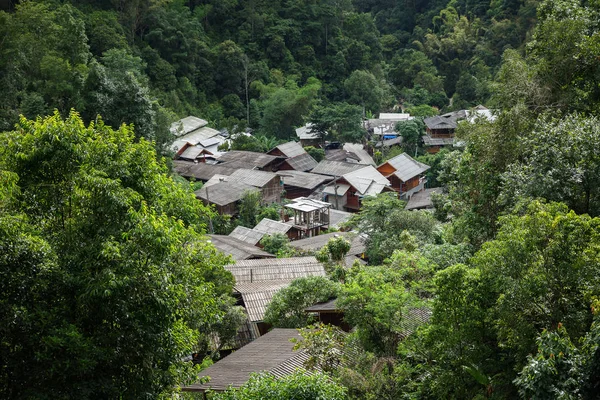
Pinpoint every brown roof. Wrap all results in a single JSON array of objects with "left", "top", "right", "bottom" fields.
[
  {"left": 208, "top": 235, "right": 275, "bottom": 261},
  {"left": 182, "top": 329, "right": 311, "bottom": 392}
]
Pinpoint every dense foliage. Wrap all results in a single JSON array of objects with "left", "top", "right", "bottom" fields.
[{"left": 0, "top": 112, "right": 236, "bottom": 398}]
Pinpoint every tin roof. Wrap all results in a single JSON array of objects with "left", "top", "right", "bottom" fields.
[
  {"left": 173, "top": 161, "right": 238, "bottom": 181},
  {"left": 422, "top": 135, "right": 455, "bottom": 146},
  {"left": 228, "top": 169, "right": 280, "bottom": 188},
  {"left": 405, "top": 188, "right": 443, "bottom": 210},
  {"left": 322, "top": 183, "right": 351, "bottom": 196},
  {"left": 289, "top": 232, "right": 366, "bottom": 256},
  {"left": 276, "top": 170, "right": 332, "bottom": 190},
  {"left": 424, "top": 115, "right": 457, "bottom": 130},
  {"left": 217, "top": 151, "right": 283, "bottom": 169},
  {"left": 234, "top": 281, "right": 291, "bottom": 322},
  {"left": 304, "top": 298, "right": 339, "bottom": 313},
  {"left": 295, "top": 123, "right": 321, "bottom": 140},
  {"left": 311, "top": 160, "right": 368, "bottom": 177},
  {"left": 182, "top": 329, "right": 312, "bottom": 392},
  {"left": 271, "top": 141, "right": 305, "bottom": 158},
  {"left": 381, "top": 153, "right": 430, "bottom": 182},
  {"left": 342, "top": 166, "right": 390, "bottom": 196},
  {"left": 208, "top": 235, "right": 275, "bottom": 261},
  {"left": 229, "top": 226, "right": 265, "bottom": 246},
  {"left": 284, "top": 197, "right": 331, "bottom": 212},
  {"left": 254, "top": 218, "right": 293, "bottom": 235},
  {"left": 283, "top": 153, "right": 319, "bottom": 171},
  {"left": 169, "top": 116, "right": 208, "bottom": 136},
  {"left": 225, "top": 256, "right": 326, "bottom": 284},
  {"left": 195, "top": 181, "right": 258, "bottom": 207}
]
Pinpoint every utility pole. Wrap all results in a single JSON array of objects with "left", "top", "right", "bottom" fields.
[
  {"left": 333, "top": 175, "right": 339, "bottom": 210},
  {"left": 206, "top": 185, "right": 214, "bottom": 234}
]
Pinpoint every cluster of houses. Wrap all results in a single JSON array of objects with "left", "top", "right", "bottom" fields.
[{"left": 170, "top": 110, "right": 488, "bottom": 394}]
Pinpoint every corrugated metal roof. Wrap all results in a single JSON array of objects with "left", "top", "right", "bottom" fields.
[
  {"left": 295, "top": 123, "right": 321, "bottom": 140},
  {"left": 329, "top": 209, "right": 353, "bottom": 228},
  {"left": 228, "top": 169, "right": 280, "bottom": 188},
  {"left": 284, "top": 153, "right": 318, "bottom": 171},
  {"left": 343, "top": 143, "right": 375, "bottom": 166},
  {"left": 170, "top": 116, "right": 208, "bottom": 136},
  {"left": 379, "top": 113, "right": 410, "bottom": 120},
  {"left": 405, "top": 188, "right": 443, "bottom": 210},
  {"left": 289, "top": 232, "right": 365, "bottom": 256},
  {"left": 217, "top": 151, "right": 283, "bottom": 169},
  {"left": 322, "top": 183, "right": 351, "bottom": 196},
  {"left": 254, "top": 218, "right": 293, "bottom": 235},
  {"left": 195, "top": 181, "right": 258, "bottom": 207},
  {"left": 207, "top": 235, "right": 275, "bottom": 261},
  {"left": 171, "top": 127, "right": 221, "bottom": 151},
  {"left": 311, "top": 160, "right": 368, "bottom": 177},
  {"left": 277, "top": 170, "right": 332, "bottom": 190},
  {"left": 225, "top": 256, "right": 326, "bottom": 284},
  {"left": 382, "top": 153, "right": 430, "bottom": 182},
  {"left": 424, "top": 115, "right": 457, "bottom": 130},
  {"left": 173, "top": 161, "right": 238, "bottom": 181},
  {"left": 305, "top": 298, "right": 339, "bottom": 312},
  {"left": 235, "top": 281, "right": 291, "bottom": 322},
  {"left": 229, "top": 226, "right": 265, "bottom": 245},
  {"left": 325, "top": 149, "right": 361, "bottom": 163},
  {"left": 179, "top": 146, "right": 203, "bottom": 160},
  {"left": 422, "top": 135, "right": 455, "bottom": 146},
  {"left": 273, "top": 141, "right": 305, "bottom": 158},
  {"left": 342, "top": 166, "right": 390, "bottom": 195},
  {"left": 182, "top": 329, "right": 311, "bottom": 392}
]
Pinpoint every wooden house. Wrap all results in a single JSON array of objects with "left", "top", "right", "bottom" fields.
[
  {"left": 227, "top": 169, "right": 283, "bottom": 204},
  {"left": 267, "top": 141, "right": 318, "bottom": 172},
  {"left": 195, "top": 180, "right": 259, "bottom": 215},
  {"left": 377, "top": 153, "right": 430, "bottom": 200},
  {"left": 276, "top": 170, "right": 332, "bottom": 199},
  {"left": 216, "top": 151, "right": 285, "bottom": 171},
  {"left": 295, "top": 123, "right": 322, "bottom": 147},
  {"left": 322, "top": 165, "right": 391, "bottom": 212}
]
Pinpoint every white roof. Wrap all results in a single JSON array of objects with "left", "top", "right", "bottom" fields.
[
  {"left": 466, "top": 109, "right": 496, "bottom": 123},
  {"left": 285, "top": 197, "right": 331, "bottom": 212},
  {"left": 170, "top": 116, "right": 208, "bottom": 137},
  {"left": 295, "top": 123, "right": 321, "bottom": 140},
  {"left": 322, "top": 183, "right": 351, "bottom": 196},
  {"left": 170, "top": 126, "right": 221, "bottom": 151},
  {"left": 384, "top": 153, "right": 430, "bottom": 182},
  {"left": 343, "top": 166, "right": 390, "bottom": 196},
  {"left": 379, "top": 113, "right": 411, "bottom": 120}
]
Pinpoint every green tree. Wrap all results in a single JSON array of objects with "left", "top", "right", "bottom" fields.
[
  {"left": 259, "top": 233, "right": 292, "bottom": 256},
  {"left": 309, "top": 101, "right": 365, "bottom": 143},
  {"left": 211, "top": 371, "right": 347, "bottom": 399},
  {"left": 237, "top": 190, "right": 263, "bottom": 227},
  {"left": 264, "top": 276, "right": 340, "bottom": 328},
  {"left": 344, "top": 70, "right": 385, "bottom": 116},
  {"left": 304, "top": 145, "right": 325, "bottom": 161},
  {"left": 0, "top": 112, "right": 235, "bottom": 398}
]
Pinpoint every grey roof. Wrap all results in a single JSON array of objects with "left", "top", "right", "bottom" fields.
[
  {"left": 171, "top": 126, "right": 221, "bottom": 152},
  {"left": 228, "top": 169, "right": 280, "bottom": 188},
  {"left": 405, "top": 188, "right": 443, "bottom": 210},
  {"left": 254, "top": 218, "right": 293, "bottom": 235},
  {"left": 311, "top": 160, "right": 369, "bottom": 177},
  {"left": 284, "top": 153, "right": 319, "bottom": 172},
  {"left": 199, "top": 137, "right": 223, "bottom": 148},
  {"left": 277, "top": 170, "right": 333, "bottom": 190},
  {"left": 173, "top": 160, "right": 237, "bottom": 181},
  {"left": 229, "top": 226, "right": 265, "bottom": 246},
  {"left": 424, "top": 115, "right": 458, "bottom": 130},
  {"left": 170, "top": 116, "right": 208, "bottom": 136},
  {"left": 382, "top": 153, "right": 430, "bottom": 182},
  {"left": 305, "top": 299, "right": 339, "bottom": 313},
  {"left": 217, "top": 151, "right": 283, "bottom": 169},
  {"left": 343, "top": 143, "right": 375, "bottom": 166},
  {"left": 342, "top": 166, "right": 390, "bottom": 196},
  {"left": 289, "top": 232, "right": 366, "bottom": 256},
  {"left": 234, "top": 281, "right": 291, "bottom": 322},
  {"left": 379, "top": 113, "right": 411, "bottom": 120},
  {"left": 382, "top": 137, "right": 403, "bottom": 147},
  {"left": 325, "top": 149, "right": 361, "bottom": 163},
  {"left": 182, "top": 329, "right": 310, "bottom": 392},
  {"left": 296, "top": 123, "right": 321, "bottom": 140},
  {"left": 195, "top": 181, "right": 258, "bottom": 207},
  {"left": 208, "top": 235, "right": 275, "bottom": 261},
  {"left": 323, "top": 183, "right": 351, "bottom": 196},
  {"left": 225, "top": 256, "right": 326, "bottom": 284},
  {"left": 422, "top": 135, "right": 455, "bottom": 146},
  {"left": 178, "top": 146, "right": 204, "bottom": 161},
  {"left": 329, "top": 209, "right": 354, "bottom": 228},
  {"left": 271, "top": 141, "right": 305, "bottom": 158},
  {"left": 285, "top": 197, "right": 331, "bottom": 213}
]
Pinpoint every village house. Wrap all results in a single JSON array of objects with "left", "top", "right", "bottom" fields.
[
  {"left": 216, "top": 150, "right": 285, "bottom": 171},
  {"left": 310, "top": 159, "right": 369, "bottom": 177},
  {"left": 295, "top": 123, "right": 322, "bottom": 147},
  {"left": 322, "top": 165, "right": 391, "bottom": 212},
  {"left": 267, "top": 141, "right": 318, "bottom": 172},
  {"left": 289, "top": 231, "right": 367, "bottom": 266},
  {"left": 405, "top": 187, "right": 444, "bottom": 211},
  {"left": 284, "top": 197, "right": 332, "bottom": 239},
  {"left": 195, "top": 178, "right": 259, "bottom": 215},
  {"left": 377, "top": 153, "right": 430, "bottom": 199},
  {"left": 169, "top": 116, "right": 223, "bottom": 153},
  {"left": 276, "top": 170, "right": 333, "bottom": 199},
  {"left": 207, "top": 234, "right": 275, "bottom": 261}
]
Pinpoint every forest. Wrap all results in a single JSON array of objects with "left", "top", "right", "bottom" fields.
[{"left": 1, "top": 0, "right": 600, "bottom": 398}]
